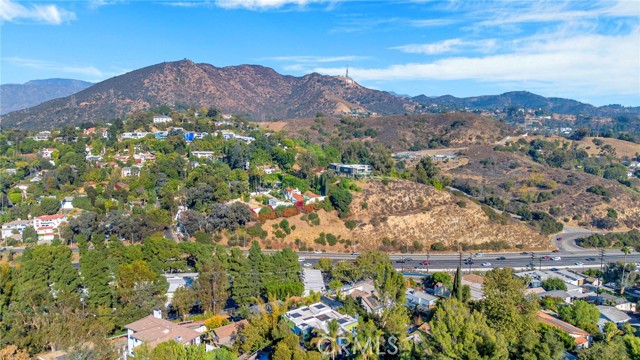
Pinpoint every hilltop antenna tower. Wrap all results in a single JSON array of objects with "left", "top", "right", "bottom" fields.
[{"left": 346, "top": 65, "right": 349, "bottom": 78}]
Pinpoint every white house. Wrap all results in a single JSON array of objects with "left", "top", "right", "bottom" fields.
[
  {"left": 41, "top": 148, "right": 56, "bottom": 159},
  {"left": 121, "top": 167, "right": 141, "bottom": 178},
  {"left": 268, "top": 197, "right": 292, "bottom": 208},
  {"left": 1, "top": 219, "right": 32, "bottom": 239},
  {"left": 125, "top": 310, "right": 201, "bottom": 357},
  {"left": 597, "top": 306, "right": 631, "bottom": 331},
  {"left": 33, "top": 214, "right": 66, "bottom": 230},
  {"left": 61, "top": 196, "right": 74, "bottom": 210},
  {"left": 191, "top": 151, "right": 217, "bottom": 160},
  {"left": 283, "top": 188, "right": 325, "bottom": 206},
  {"left": 153, "top": 115, "right": 173, "bottom": 124},
  {"left": 406, "top": 288, "right": 438, "bottom": 310},
  {"left": 302, "top": 269, "right": 326, "bottom": 296}
]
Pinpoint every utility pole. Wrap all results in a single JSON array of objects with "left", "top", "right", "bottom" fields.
[
  {"left": 596, "top": 249, "right": 605, "bottom": 304},
  {"left": 468, "top": 253, "right": 472, "bottom": 274},
  {"left": 530, "top": 252, "right": 535, "bottom": 269}
]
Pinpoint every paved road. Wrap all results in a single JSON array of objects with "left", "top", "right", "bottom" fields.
[{"left": 297, "top": 249, "right": 640, "bottom": 273}]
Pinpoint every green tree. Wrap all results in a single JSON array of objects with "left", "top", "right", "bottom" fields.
[
  {"left": 194, "top": 258, "right": 229, "bottom": 314},
  {"left": 172, "top": 286, "right": 195, "bottom": 320},
  {"left": 428, "top": 298, "right": 509, "bottom": 359},
  {"left": 453, "top": 266, "right": 462, "bottom": 301},
  {"left": 621, "top": 246, "right": 631, "bottom": 294},
  {"left": 329, "top": 189, "right": 352, "bottom": 217},
  {"left": 311, "top": 319, "right": 341, "bottom": 360},
  {"left": 22, "top": 226, "right": 37, "bottom": 243},
  {"left": 150, "top": 340, "right": 187, "bottom": 360},
  {"left": 542, "top": 277, "right": 568, "bottom": 291},
  {"left": 80, "top": 248, "right": 113, "bottom": 309},
  {"left": 578, "top": 338, "right": 629, "bottom": 360},
  {"left": 39, "top": 197, "right": 61, "bottom": 215},
  {"left": 558, "top": 300, "right": 600, "bottom": 334},
  {"left": 273, "top": 341, "right": 292, "bottom": 360},
  {"left": 482, "top": 268, "right": 537, "bottom": 345}
]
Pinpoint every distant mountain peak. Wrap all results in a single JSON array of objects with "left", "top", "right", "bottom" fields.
[{"left": 0, "top": 78, "right": 93, "bottom": 115}]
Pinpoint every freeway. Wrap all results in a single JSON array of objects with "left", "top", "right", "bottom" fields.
[{"left": 296, "top": 249, "right": 640, "bottom": 273}]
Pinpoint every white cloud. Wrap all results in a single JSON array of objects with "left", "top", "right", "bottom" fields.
[
  {"left": 408, "top": 19, "right": 456, "bottom": 27},
  {"left": 0, "top": 0, "right": 76, "bottom": 24},
  {"left": 391, "top": 38, "right": 498, "bottom": 55},
  {"left": 266, "top": 55, "right": 369, "bottom": 63},
  {"left": 314, "top": 29, "right": 640, "bottom": 98},
  {"left": 214, "top": 0, "right": 330, "bottom": 10},
  {"left": 4, "top": 57, "right": 127, "bottom": 81}
]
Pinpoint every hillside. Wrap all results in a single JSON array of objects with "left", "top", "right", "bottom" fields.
[
  {"left": 0, "top": 78, "right": 92, "bottom": 115},
  {"left": 0, "top": 60, "right": 408, "bottom": 129},
  {"left": 260, "top": 113, "right": 516, "bottom": 152},
  {"left": 413, "top": 91, "right": 640, "bottom": 117},
  {"left": 260, "top": 180, "right": 550, "bottom": 252}
]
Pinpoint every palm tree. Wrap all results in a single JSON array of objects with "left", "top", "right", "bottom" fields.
[
  {"left": 311, "top": 319, "right": 342, "bottom": 360},
  {"left": 620, "top": 246, "right": 632, "bottom": 294}
]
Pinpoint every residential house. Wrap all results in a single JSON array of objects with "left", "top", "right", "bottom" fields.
[
  {"left": 30, "top": 131, "right": 51, "bottom": 142},
  {"left": 537, "top": 311, "right": 591, "bottom": 350},
  {"left": 283, "top": 302, "right": 358, "bottom": 337},
  {"left": 538, "top": 290, "right": 573, "bottom": 304},
  {"left": 344, "top": 280, "right": 384, "bottom": 315},
  {"left": 597, "top": 306, "right": 631, "bottom": 331},
  {"left": 211, "top": 320, "right": 249, "bottom": 348},
  {"left": 41, "top": 148, "right": 56, "bottom": 159},
  {"left": 36, "top": 226, "right": 55, "bottom": 243},
  {"left": 121, "top": 166, "right": 141, "bottom": 178},
  {"left": 591, "top": 294, "right": 636, "bottom": 312},
  {"left": 268, "top": 197, "right": 292, "bottom": 209},
  {"left": 153, "top": 115, "right": 173, "bottom": 124},
  {"left": 191, "top": 151, "right": 218, "bottom": 160},
  {"left": 33, "top": 214, "right": 66, "bottom": 230},
  {"left": 121, "top": 132, "right": 152, "bottom": 140},
  {"left": 406, "top": 289, "right": 438, "bottom": 311},
  {"left": 328, "top": 163, "right": 371, "bottom": 177},
  {"left": 461, "top": 274, "right": 485, "bottom": 300},
  {"left": 61, "top": 196, "right": 75, "bottom": 210},
  {"left": 1, "top": 219, "right": 32, "bottom": 239},
  {"left": 162, "top": 273, "right": 198, "bottom": 308},
  {"left": 283, "top": 188, "right": 325, "bottom": 206},
  {"left": 125, "top": 311, "right": 201, "bottom": 357},
  {"left": 302, "top": 269, "right": 326, "bottom": 296}
]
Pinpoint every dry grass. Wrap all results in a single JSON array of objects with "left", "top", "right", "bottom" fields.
[{"left": 577, "top": 137, "right": 640, "bottom": 158}]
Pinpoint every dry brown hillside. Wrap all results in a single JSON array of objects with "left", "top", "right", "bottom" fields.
[
  {"left": 260, "top": 113, "right": 516, "bottom": 152},
  {"left": 261, "top": 180, "right": 549, "bottom": 253}
]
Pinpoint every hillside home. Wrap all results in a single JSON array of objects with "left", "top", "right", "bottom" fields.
[
  {"left": 61, "top": 196, "right": 75, "bottom": 210},
  {"left": 121, "top": 132, "right": 152, "bottom": 140},
  {"left": 302, "top": 269, "right": 326, "bottom": 296},
  {"left": 162, "top": 273, "right": 198, "bottom": 308},
  {"left": 591, "top": 294, "right": 636, "bottom": 312},
  {"left": 33, "top": 214, "right": 66, "bottom": 230},
  {"left": 41, "top": 148, "right": 56, "bottom": 159},
  {"left": 537, "top": 311, "right": 591, "bottom": 350},
  {"left": 284, "top": 302, "right": 358, "bottom": 337},
  {"left": 283, "top": 188, "right": 325, "bottom": 206},
  {"left": 461, "top": 274, "right": 485, "bottom": 300},
  {"left": 210, "top": 320, "right": 249, "bottom": 348},
  {"left": 121, "top": 167, "right": 141, "bottom": 178},
  {"left": 191, "top": 151, "right": 217, "bottom": 160},
  {"left": 30, "top": 131, "right": 51, "bottom": 142},
  {"left": 153, "top": 115, "right": 173, "bottom": 124},
  {"left": 1, "top": 219, "right": 32, "bottom": 239},
  {"left": 268, "top": 197, "right": 292, "bottom": 208},
  {"left": 329, "top": 163, "right": 371, "bottom": 177},
  {"left": 344, "top": 280, "right": 385, "bottom": 315},
  {"left": 36, "top": 226, "right": 55, "bottom": 243},
  {"left": 125, "top": 311, "right": 201, "bottom": 357},
  {"left": 406, "top": 289, "right": 438, "bottom": 311}
]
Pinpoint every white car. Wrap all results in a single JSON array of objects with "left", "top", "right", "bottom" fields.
[
  {"left": 303, "top": 263, "right": 312, "bottom": 267},
  {"left": 481, "top": 262, "right": 492, "bottom": 267},
  {"left": 551, "top": 256, "right": 561, "bottom": 261},
  {"left": 298, "top": 257, "right": 306, "bottom": 262},
  {"left": 475, "top": 252, "right": 484, "bottom": 257},
  {"left": 313, "top": 250, "right": 322, "bottom": 254},
  {"left": 575, "top": 261, "right": 584, "bottom": 266}
]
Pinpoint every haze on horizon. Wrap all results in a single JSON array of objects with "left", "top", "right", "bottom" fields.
[{"left": 1, "top": 0, "right": 639, "bottom": 107}]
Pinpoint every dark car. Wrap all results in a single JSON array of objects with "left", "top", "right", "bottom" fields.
[
  {"left": 395, "top": 259, "right": 406, "bottom": 263},
  {"left": 497, "top": 256, "right": 507, "bottom": 260},
  {"left": 586, "top": 257, "right": 596, "bottom": 261},
  {"left": 552, "top": 249, "right": 560, "bottom": 253},
  {"left": 404, "top": 258, "right": 413, "bottom": 262},
  {"left": 557, "top": 237, "right": 563, "bottom": 241},
  {"left": 464, "top": 258, "right": 474, "bottom": 264}
]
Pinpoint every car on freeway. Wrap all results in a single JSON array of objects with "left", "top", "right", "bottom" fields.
[
  {"left": 395, "top": 259, "right": 407, "bottom": 263},
  {"left": 557, "top": 237, "right": 563, "bottom": 241},
  {"left": 414, "top": 265, "right": 426, "bottom": 270},
  {"left": 303, "top": 263, "right": 312, "bottom": 267},
  {"left": 313, "top": 250, "right": 322, "bottom": 254},
  {"left": 404, "top": 258, "right": 413, "bottom": 262},
  {"left": 464, "top": 258, "right": 474, "bottom": 265},
  {"left": 551, "top": 256, "right": 561, "bottom": 261},
  {"left": 497, "top": 256, "right": 507, "bottom": 260},
  {"left": 552, "top": 249, "right": 560, "bottom": 253},
  {"left": 351, "top": 252, "right": 360, "bottom": 256},
  {"left": 575, "top": 261, "right": 584, "bottom": 266},
  {"left": 481, "top": 262, "right": 492, "bottom": 267},
  {"left": 298, "top": 257, "right": 306, "bottom": 262},
  {"left": 521, "top": 251, "right": 530, "bottom": 255},
  {"left": 420, "top": 261, "right": 430, "bottom": 265},
  {"left": 586, "top": 257, "right": 596, "bottom": 261},
  {"left": 542, "top": 255, "right": 552, "bottom": 260},
  {"left": 474, "top": 252, "right": 484, "bottom": 257}
]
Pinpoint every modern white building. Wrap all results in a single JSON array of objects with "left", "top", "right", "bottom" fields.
[
  {"left": 283, "top": 302, "right": 358, "bottom": 337},
  {"left": 1, "top": 219, "right": 32, "bottom": 239},
  {"left": 153, "top": 115, "right": 173, "bottom": 124}
]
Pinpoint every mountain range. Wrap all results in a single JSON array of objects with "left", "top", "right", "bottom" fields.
[
  {"left": 1, "top": 59, "right": 638, "bottom": 130},
  {"left": 0, "top": 79, "right": 93, "bottom": 116}
]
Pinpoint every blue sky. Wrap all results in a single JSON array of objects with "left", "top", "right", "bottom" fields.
[{"left": 1, "top": 0, "right": 639, "bottom": 106}]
